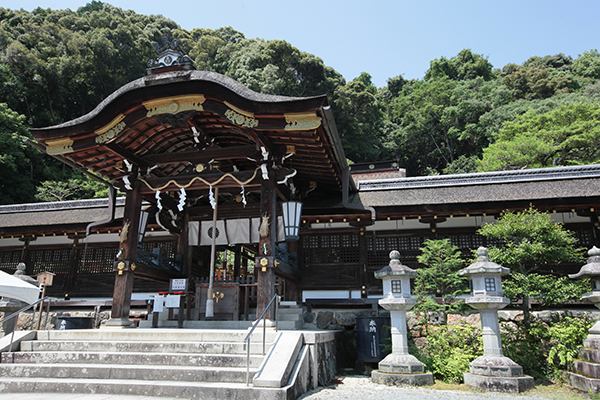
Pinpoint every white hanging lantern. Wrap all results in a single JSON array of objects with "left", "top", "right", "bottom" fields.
[{"left": 281, "top": 201, "right": 303, "bottom": 240}]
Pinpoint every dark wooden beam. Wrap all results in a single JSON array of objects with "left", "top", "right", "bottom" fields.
[
  {"left": 141, "top": 145, "right": 258, "bottom": 165},
  {"left": 105, "top": 142, "right": 149, "bottom": 168}
]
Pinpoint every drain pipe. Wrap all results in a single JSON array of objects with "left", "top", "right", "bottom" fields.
[{"left": 86, "top": 185, "right": 117, "bottom": 236}]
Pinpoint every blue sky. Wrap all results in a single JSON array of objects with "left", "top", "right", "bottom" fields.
[{"left": 2, "top": 0, "right": 599, "bottom": 86}]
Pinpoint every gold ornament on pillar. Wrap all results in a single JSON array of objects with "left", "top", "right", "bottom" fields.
[
  {"left": 116, "top": 261, "right": 126, "bottom": 276},
  {"left": 259, "top": 257, "right": 269, "bottom": 272}
]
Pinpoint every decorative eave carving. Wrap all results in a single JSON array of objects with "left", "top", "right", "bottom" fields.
[
  {"left": 224, "top": 101, "right": 259, "bottom": 128},
  {"left": 143, "top": 95, "right": 206, "bottom": 117},
  {"left": 284, "top": 112, "right": 322, "bottom": 131},
  {"left": 95, "top": 114, "right": 127, "bottom": 144},
  {"left": 45, "top": 137, "right": 74, "bottom": 155}
]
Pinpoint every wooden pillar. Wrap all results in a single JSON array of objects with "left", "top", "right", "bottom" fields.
[
  {"left": 19, "top": 236, "right": 34, "bottom": 275},
  {"left": 285, "top": 240, "right": 299, "bottom": 302},
  {"left": 183, "top": 216, "right": 194, "bottom": 321},
  {"left": 177, "top": 212, "right": 191, "bottom": 276},
  {"left": 233, "top": 245, "right": 242, "bottom": 279},
  {"left": 64, "top": 234, "right": 82, "bottom": 293},
  {"left": 256, "top": 181, "right": 276, "bottom": 320},
  {"left": 110, "top": 177, "right": 142, "bottom": 324},
  {"left": 358, "top": 228, "right": 368, "bottom": 298},
  {"left": 591, "top": 214, "right": 600, "bottom": 246}
]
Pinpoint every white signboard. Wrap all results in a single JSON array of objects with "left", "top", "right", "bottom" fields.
[
  {"left": 169, "top": 278, "right": 188, "bottom": 292},
  {"left": 165, "top": 294, "right": 181, "bottom": 308},
  {"left": 152, "top": 295, "right": 165, "bottom": 313}
]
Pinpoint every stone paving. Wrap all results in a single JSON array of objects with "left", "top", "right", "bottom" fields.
[
  {"left": 0, "top": 376, "right": 566, "bottom": 400},
  {"left": 299, "top": 376, "right": 552, "bottom": 400},
  {"left": 0, "top": 395, "right": 179, "bottom": 400}
]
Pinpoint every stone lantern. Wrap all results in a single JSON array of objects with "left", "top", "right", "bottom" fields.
[
  {"left": 371, "top": 250, "right": 433, "bottom": 386},
  {"left": 568, "top": 246, "right": 600, "bottom": 392},
  {"left": 459, "top": 247, "right": 534, "bottom": 392}
]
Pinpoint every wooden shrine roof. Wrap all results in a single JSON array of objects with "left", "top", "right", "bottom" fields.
[
  {"left": 357, "top": 164, "right": 600, "bottom": 206},
  {"left": 0, "top": 198, "right": 125, "bottom": 235},
  {"left": 1, "top": 165, "right": 600, "bottom": 233},
  {"left": 30, "top": 70, "right": 349, "bottom": 194}
]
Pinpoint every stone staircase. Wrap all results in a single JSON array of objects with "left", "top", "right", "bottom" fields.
[
  {"left": 569, "top": 336, "right": 600, "bottom": 392},
  {"left": 277, "top": 301, "right": 304, "bottom": 330},
  {"left": 0, "top": 328, "right": 293, "bottom": 399}
]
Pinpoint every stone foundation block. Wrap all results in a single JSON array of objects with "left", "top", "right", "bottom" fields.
[
  {"left": 378, "top": 354, "right": 425, "bottom": 374},
  {"left": 568, "top": 371, "right": 600, "bottom": 393},
  {"left": 468, "top": 355, "right": 524, "bottom": 377},
  {"left": 371, "top": 370, "right": 434, "bottom": 386},
  {"left": 463, "top": 373, "right": 534, "bottom": 393}
]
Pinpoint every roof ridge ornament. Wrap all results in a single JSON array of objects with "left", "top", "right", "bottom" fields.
[{"left": 147, "top": 33, "right": 195, "bottom": 75}]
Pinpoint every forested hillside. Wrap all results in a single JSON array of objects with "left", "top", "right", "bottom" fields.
[{"left": 0, "top": 1, "right": 599, "bottom": 204}]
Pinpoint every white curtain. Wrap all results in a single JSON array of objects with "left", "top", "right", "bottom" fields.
[{"left": 188, "top": 217, "right": 284, "bottom": 246}]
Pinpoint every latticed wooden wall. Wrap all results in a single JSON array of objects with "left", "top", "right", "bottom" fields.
[
  {"left": 301, "top": 232, "right": 362, "bottom": 288},
  {"left": 0, "top": 239, "right": 178, "bottom": 295},
  {"left": 79, "top": 246, "right": 118, "bottom": 274},
  {"left": 0, "top": 249, "right": 22, "bottom": 273},
  {"left": 301, "top": 225, "right": 597, "bottom": 291},
  {"left": 30, "top": 248, "right": 72, "bottom": 276}
]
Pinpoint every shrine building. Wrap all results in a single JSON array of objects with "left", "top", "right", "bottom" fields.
[{"left": 0, "top": 45, "right": 599, "bottom": 323}]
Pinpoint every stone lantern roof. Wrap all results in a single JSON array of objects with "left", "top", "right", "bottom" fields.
[
  {"left": 459, "top": 247, "right": 510, "bottom": 276},
  {"left": 374, "top": 250, "right": 417, "bottom": 279},
  {"left": 569, "top": 246, "right": 600, "bottom": 279}
]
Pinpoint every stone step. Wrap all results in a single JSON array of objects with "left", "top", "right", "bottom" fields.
[
  {"left": 39, "top": 329, "right": 276, "bottom": 343},
  {"left": 277, "top": 308, "right": 302, "bottom": 315},
  {"left": 568, "top": 371, "right": 600, "bottom": 394},
  {"left": 1, "top": 351, "right": 263, "bottom": 368},
  {"left": 579, "top": 348, "right": 600, "bottom": 364},
  {"left": 277, "top": 313, "right": 302, "bottom": 322},
  {"left": 573, "top": 359, "right": 600, "bottom": 378},
  {"left": 0, "top": 377, "right": 289, "bottom": 400},
  {"left": 0, "top": 363, "right": 258, "bottom": 383},
  {"left": 584, "top": 338, "right": 600, "bottom": 349},
  {"left": 19, "top": 340, "right": 270, "bottom": 355},
  {"left": 277, "top": 320, "right": 303, "bottom": 330}
]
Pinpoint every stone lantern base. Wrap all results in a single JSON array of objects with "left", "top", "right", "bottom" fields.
[
  {"left": 463, "top": 355, "right": 534, "bottom": 393},
  {"left": 568, "top": 333, "right": 600, "bottom": 393},
  {"left": 371, "top": 354, "right": 434, "bottom": 386}
]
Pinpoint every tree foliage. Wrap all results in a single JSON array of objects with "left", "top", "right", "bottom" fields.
[
  {"left": 35, "top": 177, "right": 108, "bottom": 202},
  {"left": 478, "top": 102, "right": 600, "bottom": 171},
  {"left": 479, "top": 208, "right": 582, "bottom": 274},
  {"left": 0, "top": 103, "right": 37, "bottom": 203},
  {"left": 0, "top": 3, "right": 599, "bottom": 203},
  {"left": 415, "top": 239, "right": 468, "bottom": 313},
  {"left": 478, "top": 208, "right": 583, "bottom": 323}
]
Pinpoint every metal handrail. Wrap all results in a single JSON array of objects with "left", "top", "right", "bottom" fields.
[
  {"left": 243, "top": 293, "right": 280, "bottom": 386},
  {"left": 0, "top": 297, "right": 49, "bottom": 354}
]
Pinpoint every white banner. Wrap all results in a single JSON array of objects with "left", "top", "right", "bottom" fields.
[{"left": 188, "top": 217, "right": 284, "bottom": 246}]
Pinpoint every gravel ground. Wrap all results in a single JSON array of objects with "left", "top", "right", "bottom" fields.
[{"left": 299, "top": 376, "right": 551, "bottom": 400}]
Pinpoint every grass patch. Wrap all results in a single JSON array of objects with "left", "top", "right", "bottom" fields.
[
  {"left": 429, "top": 382, "right": 588, "bottom": 399},
  {"left": 528, "top": 384, "right": 590, "bottom": 400}
]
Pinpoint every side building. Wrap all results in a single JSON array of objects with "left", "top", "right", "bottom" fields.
[{"left": 1, "top": 163, "right": 599, "bottom": 309}]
